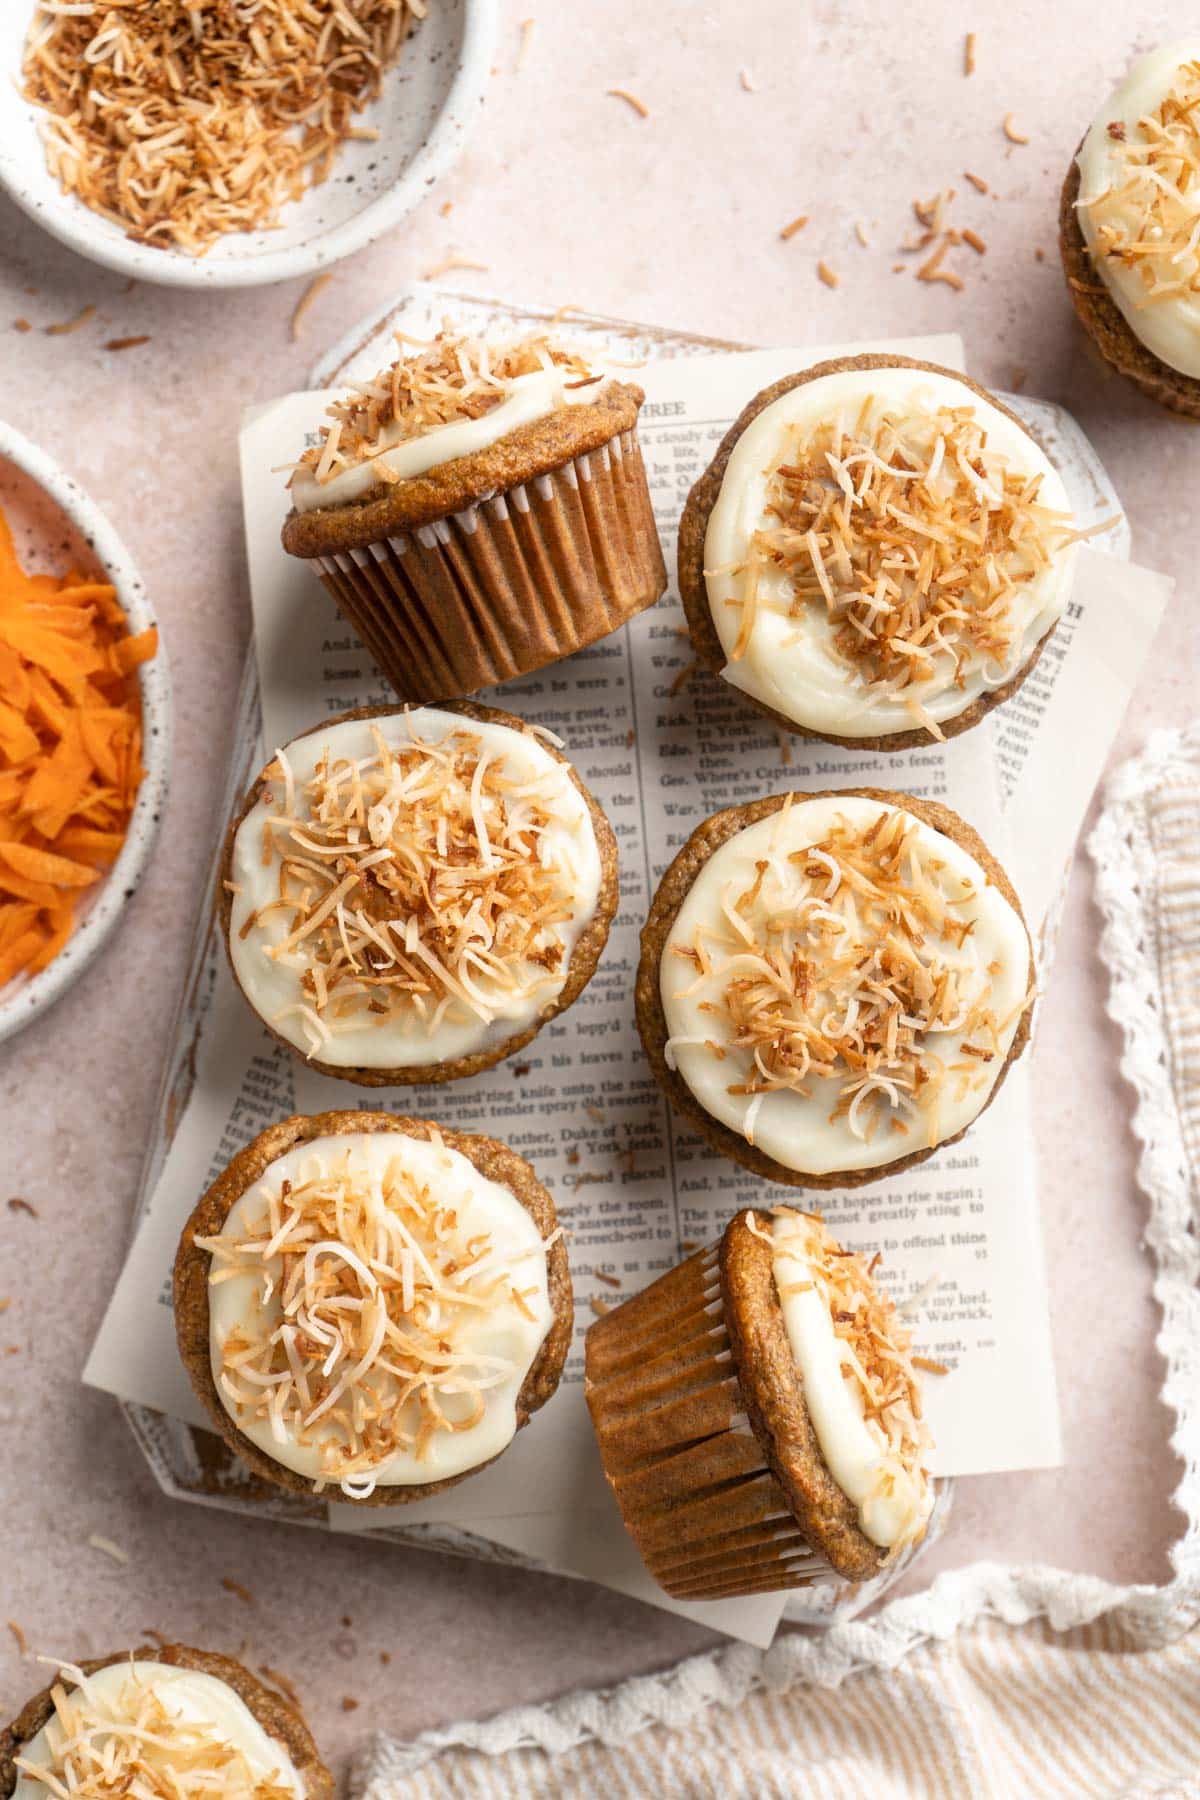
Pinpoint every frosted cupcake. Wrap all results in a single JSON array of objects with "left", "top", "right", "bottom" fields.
[
  {"left": 1062, "top": 42, "right": 1200, "bottom": 416},
  {"left": 2, "top": 1644, "right": 331, "bottom": 1797},
  {"left": 678, "top": 355, "right": 1081, "bottom": 747},
  {"left": 221, "top": 702, "right": 617, "bottom": 1084},
  {"left": 637, "top": 789, "right": 1034, "bottom": 1187},
  {"left": 281, "top": 325, "right": 667, "bottom": 698},
  {"left": 586, "top": 1206, "right": 934, "bottom": 1598},
  {"left": 174, "top": 1111, "right": 572, "bottom": 1504}
]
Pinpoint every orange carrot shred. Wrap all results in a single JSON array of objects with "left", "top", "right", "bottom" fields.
[{"left": 0, "top": 502, "right": 155, "bottom": 991}]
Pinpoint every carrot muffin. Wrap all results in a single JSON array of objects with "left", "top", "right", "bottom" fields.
[
  {"left": 678, "top": 355, "right": 1082, "bottom": 748},
  {"left": 2, "top": 1643, "right": 331, "bottom": 1797},
  {"left": 1061, "top": 42, "right": 1200, "bottom": 416},
  {"left": 221, "top": 702, "right": 617, "bottom": 1084},
  {"left": 586, "top": 1206, "right": 934, "bottom": 1598},
  {"left": 174, "top": 1111, "right": 572, "bottom": 1504},
  {"left": 281, "top": 325, "right": 667, "bottom": 699},
  {"left": 637, "top": 789, "right": 1033, "bottom": 1188}
]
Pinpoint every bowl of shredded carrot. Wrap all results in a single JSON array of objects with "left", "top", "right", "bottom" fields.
[
  {"left": 0, "top": 420, "right": 169, "bottom": 1045},
  {"left": 0, "top": 1, "right": 495, "bottom": 290}
]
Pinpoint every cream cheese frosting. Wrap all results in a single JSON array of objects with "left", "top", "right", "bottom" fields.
[
  {"left": 203, "top": 1130, "right": 555, "bottom": 1494},
  {"left": 660, "top": 795, "right": 1030, "bottom": 1175},
  {"left": 770, "top": 1211, "right": 931, "bottom": 1550},
  {"left": 291, "top": 366, "right": 610, "bottom": 513},
  {"left": 1076, "top": 42, "right": 1200, "bottom": 379},
  {"left": 227, "top": 709, "right": 603, "bottom": 1069},
  {"left": 703, "top": 365, "right": 1077, "bottom": 738},
  {"left": 13, "top": 1660, "right": 304, "bottom": 1798}
]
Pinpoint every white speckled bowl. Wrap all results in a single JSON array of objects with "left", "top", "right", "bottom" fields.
[
  {"left": 0, "top": 1, "right": 496, "bottom": 290},
  {"left": 0, "top": 421, "right": 171, "bottom": 1045}
]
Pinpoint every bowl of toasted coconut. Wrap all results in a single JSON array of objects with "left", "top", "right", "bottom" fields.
[{"left": 0, "top": 0, "right": 495, "bottom": 289}]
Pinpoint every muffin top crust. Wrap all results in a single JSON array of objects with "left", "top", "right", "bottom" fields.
[
  {"left": 659, "top": 793, "right": 1031, "bottom": 1176},
  {"left": 200, "top": 1126, "right": 560, "bottom": 1497},
  {"left": 289, "top": 325, "right": 607, "bottom": 513},
  {"left": 1076, "top": 41, "right": 1200, "bottom": 379},
  {"left": 701, "top": 362, "right": 1081, "bottom": 739},
  {"left": 225, "top": 707, "right": 606, "bottom": 1071}
]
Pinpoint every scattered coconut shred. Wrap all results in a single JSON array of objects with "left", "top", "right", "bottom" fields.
[
  {"left": 721, "top": 394, "right": 1093, "bottom": 737},
  {"left": 21, "top": 0, "right": 424, "bottom": 255},
  {"left": 1085, "top": 60, "right": 1200, "bottom": 304},
  {"left": 198, "top": 1144, "right": 558, "bottom": 1496},
  {"left": 241, "top": 721, "right": 582, "bottom": 1057},
  {"left": 668, "top": 807, "right": 1017, "bottom": 1147},
  {"left": 12, "top": 1658, "right": 297, "bottom": 1798},
  {"left": 760, "top": 1208, "right": 932, "bottom": 1525},
  {"left": 294, "top": 327, "right": 595, "bottom": 489}
]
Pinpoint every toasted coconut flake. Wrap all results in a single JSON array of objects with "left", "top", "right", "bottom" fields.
[
  {"left": 687, "top": 809, "right": 1009, "bottom": 1143},
  {"left": 855, "top": 219, "right": 871, "bottom": 247},
  {"left": 248, "top": 720, "right": 583, "bottom": 1045},
  {"left": 44, "top": 304, "right": 94, "bottom": 337},
  {"left": 516, "top": 16, "right": 535, "bottom": 70},
  {"left": 221, "top": 1576, "right": 255, "bottom": 1605},
  {"left": 420, "top": 251, "right": 490, "bottom": 281},
  {"left": 590, "top": 1295, "right": 611, "bottom": 1316},
  {"left": 817, "top": 260, "right": 839, "bottom": 288},
  {"left": 964, "top": 170, "right": 989, "bottom": 194},
  {"left": 1084, "top": 61, "right": 1200, "bottom": 311},
  {"left": 290, "top": 273, "right": 335, "bottom": 343},
  {"left": 298, "top": 324, "right": 593, "bottom": 483},
  {"left": 607, "top": 86, "right": 649, "bottom": 118},
  {"left": 739, "top": 67, "right": 756, "bottom": 92},
  {"left": 779, "top": 212, "right": 809, "bottom": 241},
  {"left": 730, "top": 390, "right": 1082, "bottom": 715},
  {"left": 199, "top": 1144, "right": 552, "bottom": 1493},
  {"left": 86, "top": 1534, "right": 129, "bottom": 1565},
  {"left": 13, "top": 1658, "right": 299, "bottom": 1797},
  {"left": 774, "top": 1210, "right": 932, "bottom": 1539},
  {"left": 964, "top": 32, "right": 977, "bottom": 75},
  {"left": 961, "top": 228, "right": 988, "bottom": 255},
  {"left": 8, "top": 1619, "right": 27, "bottom": 1654},
  {"left": 1003, "top": 112, "right": 1029, "bottom": 145},
  {"left": 103, "top": 335, "right": 151, "bottom": 352},
  {"left": 22, "top": 1, "right": 417, "bottom": 256},
  {"left": 913, "top": 1353, "right": 950, "bottom": 1374}
]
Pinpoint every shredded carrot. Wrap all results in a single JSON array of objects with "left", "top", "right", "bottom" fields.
[{"left": 0, "top": 503, "right": 155, "bottom": 991}]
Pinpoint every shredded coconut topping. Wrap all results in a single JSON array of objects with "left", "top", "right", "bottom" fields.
[
  {"left": 1085, "top": 61, "right": 1200, "bottom": 309},
  {"left": 297, "top": 325, "right": 597, "bottom": 486},
  {"left": 13, "top": 1660, "right": 295, "bottom": 1798},
  {"left": 247, "top": 721, "right": 584, "bottom": 1058},
  {"left": 199, "top": 1143, "right": 553, "bottom": 1495},
  {"left": 767, "top": 1209, "right": 933, "bottom": 1527},
  {"left": 21, "top": 1, "right": 416, "bottom": 256},
  {"left": 723, "top": 392, "right": 1084, "bottom": 733},
  {"left": 671, "top": 808, "right": 1011, "bottom": 1146}
]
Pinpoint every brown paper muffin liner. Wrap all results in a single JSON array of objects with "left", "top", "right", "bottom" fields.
[
  {"left": 305, "top": 427, "right": 666, "bottom": 701},
  {"left": 585, "top": 1243, "right": 836, "bottom": 1599}
]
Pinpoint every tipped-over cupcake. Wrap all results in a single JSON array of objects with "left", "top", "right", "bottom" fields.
[
  {"left": 221, "top": 702, "right": 617, "bottom": 1083},
  {"left": 1062, "top": 42, "right": 1200, "bottom": 416},
  {"left": 678, "top": 355, "right": 1082, "bottom": 747},
  {"left": 586, "top": 1206, "right": 934, "bottom": 1598},
  {"left": 281, "top": 324, "right": 667, "bottom": 699},
  {"left": 174, "top": 1112, "right": 572, "bottom": 1503},
  {"left": 2, "top": 1644, "right": 332, "bottom": 1798},
  {"left": 637, "top": 789, "right": 1034, "bottom": 1187}
]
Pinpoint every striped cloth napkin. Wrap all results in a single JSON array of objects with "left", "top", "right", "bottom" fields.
[{"left": 354, "top": 725, "right": 1200, "bottom": 1799}]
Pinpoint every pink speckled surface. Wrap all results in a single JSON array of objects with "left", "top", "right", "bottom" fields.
[{"left": 0, "top": 3, "right": 1193, "bottom": 1784}]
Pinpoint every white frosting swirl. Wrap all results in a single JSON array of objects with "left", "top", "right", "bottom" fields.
[
  {"left": 771, "top": 1213, "right": 931, "bottom": 1550},
  {"left": 227, "top": 709, "right": 603, "bottom": 1070},
  {"left": 703, "top": 366, "right": 1075, "bottom": 737},
  {"left": 660, "top": 795, "right": 1030, "bottom": 1176},
  {"left": 13, "top": 1661, "right": 304, "bottom": 1798},
  {"left": 208, "top": 1130, "right": 555, "bottom": 1489},
  {"left": 291, "top": 368, "right": 609, "bottom": 513},
  {"left": 1076, "top": 41, "right": 1200, "bottom": 379}
]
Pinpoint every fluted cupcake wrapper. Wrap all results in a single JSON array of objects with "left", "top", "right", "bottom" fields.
[
  {"left": 306, "top": 428, "right": 666, "bottom": 703},
  {"left": 585, "top": 1245, "right": 835, "bottom": 1600}
]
